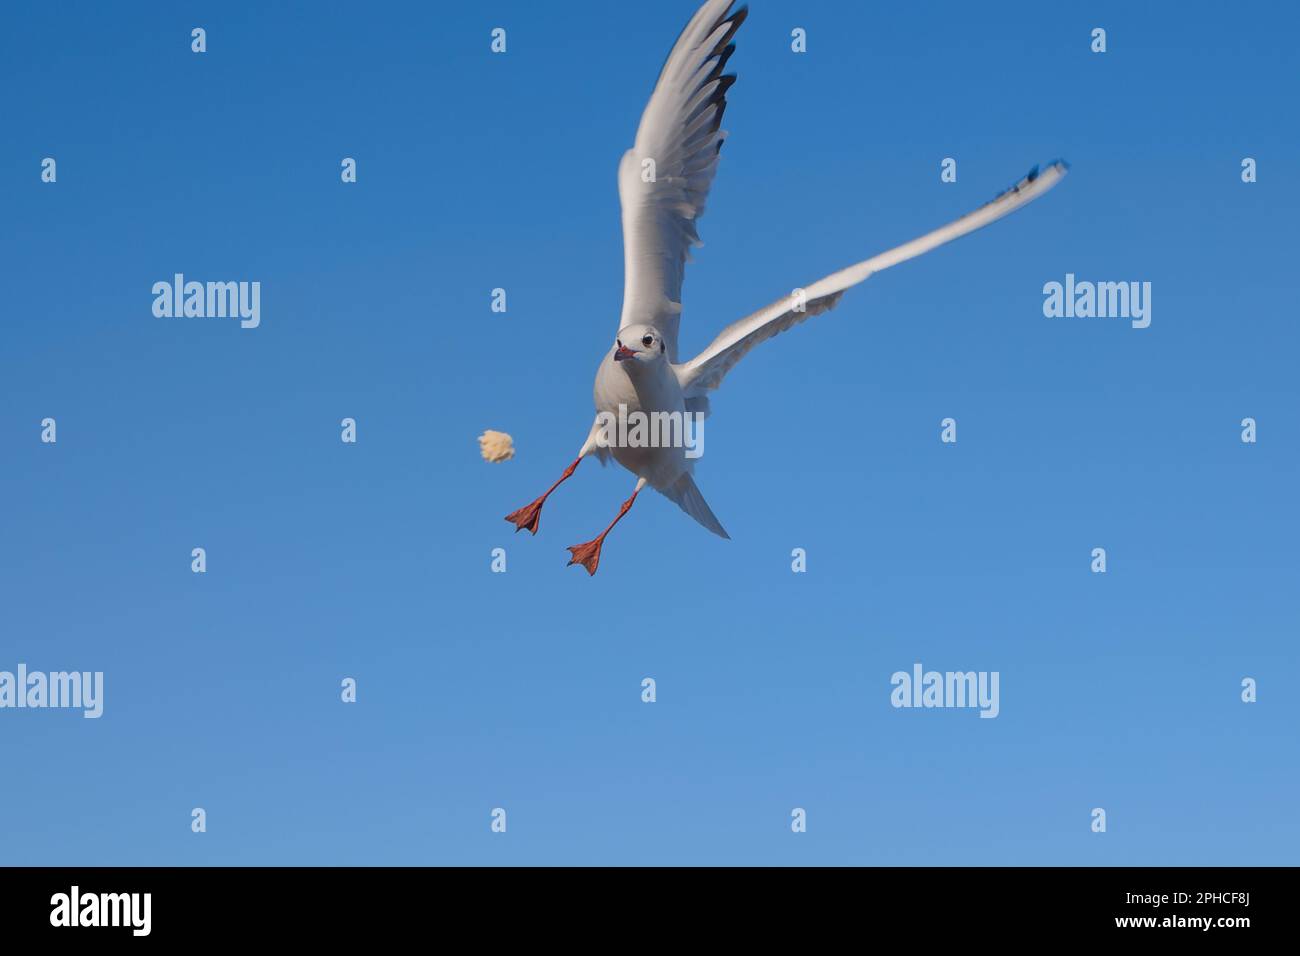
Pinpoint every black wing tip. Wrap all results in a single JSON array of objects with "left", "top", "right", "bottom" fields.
[
  {"left": 1029, "top": 158, "right": 1072, "bottom": 181},
  {"left": 991, "top": 159, "right": 1070, "bottom": 202},
  {"left": 713, "top": 4, "right": 748, "bottom": 54}
]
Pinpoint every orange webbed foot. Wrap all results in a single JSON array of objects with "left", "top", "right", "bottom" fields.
[
  {"left": 565, "top": 537, "right": 605, "bottom": 576},
  {"left": 504, "top": 457, "right": 583, "bottom": 535},
  {"left": 505, "top": 497, "right": 546, "bottom": 534}
]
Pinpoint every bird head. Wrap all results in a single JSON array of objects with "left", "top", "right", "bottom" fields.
[{"left": 613, "top": 325, "right": 667, "bottom": 367}]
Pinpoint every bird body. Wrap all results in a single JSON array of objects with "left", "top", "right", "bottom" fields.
[
  {"left": 591, "top": 341, "right": 688, "bottom": 489},
  {"left": 587, "top": 326, "right": 729, "bottom": 541},
  {"left": 505, "top": 0, "right": 1068, "bottom": 574}
]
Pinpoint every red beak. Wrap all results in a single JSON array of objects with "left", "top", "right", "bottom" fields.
[{"left": 614, "top": 345, "right": 637, "bottom": 362}]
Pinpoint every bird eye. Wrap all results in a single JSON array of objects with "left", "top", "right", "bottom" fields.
[
  {"left": 616, "top": 339, "right": 622, "bottom": 347},
  {"left": 642, "top": 334, "right": 654, "bottom": 347}
]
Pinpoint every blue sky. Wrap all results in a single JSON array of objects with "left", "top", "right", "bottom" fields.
[{"left": 2, "top": 0, "right": 1296, "bottom": 865}]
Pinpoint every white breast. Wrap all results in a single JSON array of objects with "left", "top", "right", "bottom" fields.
[{"left": 592, "top": 352, "right": 692, "bottom": 489}]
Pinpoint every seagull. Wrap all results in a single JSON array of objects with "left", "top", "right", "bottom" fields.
[{"left": 505, "top": 0, "right": 1068, "bottom": 575}]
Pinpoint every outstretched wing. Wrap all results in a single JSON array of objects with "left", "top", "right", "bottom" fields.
[
  {"left": 617, "top": 0, "right": 748, "bottom": 362},
  {"left": 676, "top": 161, "right": 1070, "bottom": 394}
]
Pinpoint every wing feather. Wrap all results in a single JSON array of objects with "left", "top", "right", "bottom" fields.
[
  {"left": 618, "top": 0, "right": 748, "bottom": 361},
  {"left": 676, "top": 161, "right": 1070, "bottom": 394}
]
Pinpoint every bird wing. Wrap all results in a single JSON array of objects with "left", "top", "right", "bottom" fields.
[
  {"left": 676, "top": 161, "right": 1069, "bottom": 395},
  {"left": 617, "top": 0, "right": 747, "bottom": 362}
]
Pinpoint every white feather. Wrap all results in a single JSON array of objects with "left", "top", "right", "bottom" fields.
[
  {"left": 617, "top": 0, "right": 746, "bottom": 361},
  {"left": 675, "top": 161, "right": 1070, "bottom": 395}
]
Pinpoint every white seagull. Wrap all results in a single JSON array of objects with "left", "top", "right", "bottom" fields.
[{"left": 505, "top": 0, "right": 1068, "bottom": 574}]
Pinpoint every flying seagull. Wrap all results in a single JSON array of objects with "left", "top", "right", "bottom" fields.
[{"left": 505, "top": 0, "right": 1068, "bottom": 574}]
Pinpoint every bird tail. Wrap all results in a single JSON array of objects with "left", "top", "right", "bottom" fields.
[{"left": 661, "top": 472, "right": 729, "bottom": 539}]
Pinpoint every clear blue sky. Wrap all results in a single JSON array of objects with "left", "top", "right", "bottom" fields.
[{"left": 2, "top": 0, "right": 1296, "bottom": 865}]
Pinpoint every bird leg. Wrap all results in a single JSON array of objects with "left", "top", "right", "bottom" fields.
[
  {"left": 566, "top": 482, "right": 643, "bottom": 576},
  {"left": 504, "top": 457, "right": 582, "bottom": 534}
]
